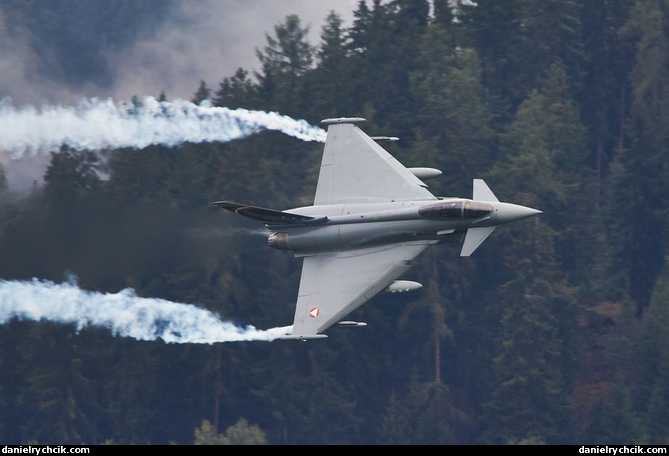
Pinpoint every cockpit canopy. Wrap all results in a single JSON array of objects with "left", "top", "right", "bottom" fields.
[{"left": 418, "top": 200, "right": 493, "bottom": 220}]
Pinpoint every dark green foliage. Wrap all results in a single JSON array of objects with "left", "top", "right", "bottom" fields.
[
  {"left": 255, "top": 14, "right": 315, "bottom": 117},
  {"left": 194, "top": 418, "right": 267, "bottom": 445},
  {"left": 1, "top": 0, "right": 669, "bottom": 445},
  {"left": 607, "top": 0, "right": 669, "bottom": 312},
  {"left": 212, "top": 68, "right": 259, "bottom": 110},
  {"left": 586, "top": 373, "right": 643, "bottom": 444}
]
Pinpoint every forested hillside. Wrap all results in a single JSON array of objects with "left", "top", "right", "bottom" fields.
[{"left": 1, "top": 0, "right": 669, "bottom": 445}]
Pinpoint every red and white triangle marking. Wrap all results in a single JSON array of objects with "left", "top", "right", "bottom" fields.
[{"left": 309, "top": 307, "right": 319, "bottom": 318}]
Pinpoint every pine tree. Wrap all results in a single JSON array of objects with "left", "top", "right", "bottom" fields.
[
  {"left": 306, "top": 11, "right": 354, "bottom": 118},
  {"left": 490, "top": 62, "right": 606, "bottom": 298},
  {"left": 457, "top": 0, "right": 532, "bottom": 107},
  {"left": 586, "top": 374, "right": 643, "bottom": 443},
  {"left": 222, "top": 418, "right": 268, "bottom": 445},
  {"left": 346, "top": 0, "right": 431, "bottom": 133},
  {"left": 432, "top": 0, "right": 454, "bottom": 26},
  {"left": 348, "top": 0, "right": 375, "bottom": 54},
  {"left": 194, "top": 419, "right": 229, "bottom": 445},
  {"left": 391, "top": 0, "right": 430, "bottom": 30},
  {"left": 399, "top": 251, "right": 454, "bottom": 385},
  {"left": 44, "top": 146, "right": 101, "bottom": 196},
  {"left": 0, "top": 164, "right": 7, "bottom": 192},
  {"left": 191, "top": 80, "right": 211, "bottom": 106},
  {"left": 18, "top": 323, "right": 100, "bottom": 444},
  {"left": 380, "top": 380, "right": 466, "bottom": 444},
  {"left": 477, "top": 212, "right": 575, "bottom": 444},
  {"left": 476, "top": 63, "right": 585, "bottom": 444},
  {"left": 644, "top": 256, "right": 669, "bottom": 442},
  {"left": 608, "top": 0, "right": 669, "bottom": 312},
  {"left": 580, "top": 0, "right": 634, "bottom": 189},
  {"left": 212, "top": 68, "right": 257, "bottom": 110},
  {"left": 408, "top": 23, "right": 494, "bottom": 197},
  {"left": 458, "top": 0, "right": 584, "bottom": 110},
  {"left": 193, "top": 418, "right": 267, "bottom": 445},
  {"left": 255, "top": 14, "right": 314, "bottom": 115},
  {"left": 104, "top": 341, "right": 158, "bottom": 444}
]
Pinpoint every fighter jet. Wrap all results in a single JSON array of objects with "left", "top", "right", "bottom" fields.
[{"left": 215, "top": 118, "right": 541, "bottom": 340}]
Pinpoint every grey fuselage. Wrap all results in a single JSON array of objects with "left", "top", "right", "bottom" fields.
[{"left": 267, "top": 198, "right": 536, "bottom": 256}]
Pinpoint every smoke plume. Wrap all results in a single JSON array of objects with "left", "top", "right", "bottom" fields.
[
  {"left": 0, "top": 278, "right": 291, "bottom": 343},
  {"left": 0, "top": 96, "right": 326, "bottom": 159}
]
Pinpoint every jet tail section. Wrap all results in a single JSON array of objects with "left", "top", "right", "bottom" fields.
[{"left": 214, "top": 201, "right": 320, "bottom": 225}]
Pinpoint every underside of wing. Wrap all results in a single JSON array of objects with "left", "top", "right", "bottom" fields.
[
  {"left": 314, "top": 120, "right": 437, "bottom": 205},
  {"left": 286, "top": 241, "right": 436, "bottom": 338}
]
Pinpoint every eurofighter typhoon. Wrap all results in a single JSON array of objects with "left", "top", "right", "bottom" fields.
[{"left": 215, "top": 118, "right": 541, "bottom": 340}]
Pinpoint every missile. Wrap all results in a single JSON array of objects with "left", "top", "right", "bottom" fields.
[
  {"left": 278, "top": 334, "right": 328, "bottom": 341},
  {"left": 407, "top": 167, "right": 442, "bottom": 181},
  {"left": 321, "top": 117, "right": 366, "bottom": 125},
  {"left": 381, "top": 280, "right": 423, "bottom": 294},
  {"left": 336, "top": 321, "right": 367, "bottom": 327},
  {"left": 370, "top": 136, "right": 400, "bottom": 142}
]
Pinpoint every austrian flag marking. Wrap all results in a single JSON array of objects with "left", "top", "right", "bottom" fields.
[{"left": 309, "top": 308, "right": 319, "bottom": 318}]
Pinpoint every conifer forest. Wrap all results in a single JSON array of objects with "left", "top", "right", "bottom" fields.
[{"left": 1, "top": 0, "right": 669, "bottom": 445}]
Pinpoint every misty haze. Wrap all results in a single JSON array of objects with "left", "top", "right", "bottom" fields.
[{"left": 0, "top": 0, "right": 666, "bottom": 446}]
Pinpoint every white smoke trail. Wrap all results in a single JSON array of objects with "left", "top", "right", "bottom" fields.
[
  {"left": 0, "top": 278, "right": 291, "bottom": 343},
  {"left": 0, "top": 96, "right": 326, "bottom": 158}
]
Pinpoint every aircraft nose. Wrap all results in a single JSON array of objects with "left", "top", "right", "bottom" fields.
[{"left": 494, "top": 202, "right": 542, "bottom": 224}]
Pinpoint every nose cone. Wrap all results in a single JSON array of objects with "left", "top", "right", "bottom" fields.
[{"left": 494, "top": 202, "right": 542, "bottom": 224}]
